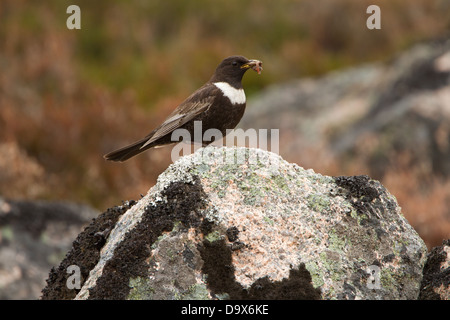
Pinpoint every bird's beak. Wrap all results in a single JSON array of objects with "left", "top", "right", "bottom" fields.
[{"left": 241, "top": 59, "right": 263, "bottom": 74}]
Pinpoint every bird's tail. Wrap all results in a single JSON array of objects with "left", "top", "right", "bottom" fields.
[{"left": 104, "top": 137, "right": 153, "bottom": 162}]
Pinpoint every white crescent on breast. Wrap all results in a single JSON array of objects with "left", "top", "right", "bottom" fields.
[{"left": 213, "top": 82, "right": 246, "bottom": 105}]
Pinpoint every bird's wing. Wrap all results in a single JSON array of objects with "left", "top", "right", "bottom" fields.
[{"left": 141, "top": 86, "right": 216, "bottom": 148}]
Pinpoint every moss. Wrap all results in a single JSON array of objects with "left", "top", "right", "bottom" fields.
[
  {"left": 128, "top": 277, "right": 155, "bottom": 300},
  {"left": 128, "top": 278, "right": 211, "bottom": 300},
  {"left": 175, "top": 283, "right": 210, "bottom": 300},
  {"left": 305, "top": 261, "right": 325, "bottom": 289},
  {"left": 380, "top": 268, "right": 397, "bottom": 292},
  {"left": 238, "top": 170, "right": 292, "bottom": 206},
  {"left": 263, "top": 216, "right": 274, "bottom": 226},
  {"left": 350, "top": 208, "right": 368, "bottom": 225},
  {"left": 392, "top": 239, "right": 409, "bottom": 257},
  {"left": 41, "top": 202, "right": 135, "bottom": 300},
  {"left": 306, "top": 194, "right": 331, "bottom": 213},
  {"left": 328, "top": 230, "right": 348, "bottom": 252},
  {"left": 150, "top": 220, "right": 183, "bottom": 250},
  {"left": 205, "top": 230, "right": 222, "bottom": 243},
  {"left": 0, "top": 226, "right": 14, "bottom": 242},
  {"left": 194, "top": 163, "right": 211, "bottom": 175},
  {"left": 200, "top": 163, "right": 241, "bottom": 198},
  {"left": 313, "top": 175, "right": 334, "bottom": 185},
  {"left": 151, "top": 232, "right": 168, "bottom": 250},
  {"left": 270, "top": 174, "right": 291, "bottom": 194},
  {"left": 86, "top": 179, "right": 206, "bottom": 300},
  {"left": 191, "top": 150, "right": 293, "bottom": 206},
  {"left": 319, "top": 251, "right": 346, "bottom": 283},
  {"left": 238, "top": 174, "right": 266, "bottom": 206}
]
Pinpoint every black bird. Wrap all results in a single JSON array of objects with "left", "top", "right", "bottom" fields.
[{"left": 104, "top": 55, "right": 262, "bottom": 162}]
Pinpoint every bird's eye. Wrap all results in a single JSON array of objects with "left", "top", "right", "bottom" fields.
[{"left": 232, "top": 61, "right": 238, "bottom": 66}]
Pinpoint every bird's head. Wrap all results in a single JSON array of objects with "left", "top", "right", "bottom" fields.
[{"left": 210, "top": 55, "right": 262, "bottom": 85}]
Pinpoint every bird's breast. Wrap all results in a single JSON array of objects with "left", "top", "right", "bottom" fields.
[{"left": 213, "top": 82, "right": 246, "bottom": 105}]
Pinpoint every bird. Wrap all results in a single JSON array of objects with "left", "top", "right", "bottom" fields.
[{"left": 104, "top": 55, "right": 262, "bottom": 162}]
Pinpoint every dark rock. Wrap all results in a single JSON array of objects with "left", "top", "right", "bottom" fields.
[
  {"left": 419, "top": 239, "right": 450, "bottom": 300},
  {"left": 0, "top": 198, "right": 99, "bottom": 299}
]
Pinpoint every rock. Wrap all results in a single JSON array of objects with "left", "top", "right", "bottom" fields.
[
  {"left": 332, "top": 39, "right": 450, "bottom": 178},
  {"left": 419, "top": 239, "right": 450, "bottom": 300},
  {"left": 41, "top": 147, "right": 427, "bottom": 300},
  {"left": 0, "top": 198, "right": 99, "bottom": 299},
  {"left": 40, "top": 201, "right": 133, "bottom": 300}
]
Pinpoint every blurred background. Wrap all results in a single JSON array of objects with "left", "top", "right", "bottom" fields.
[{"left": 0, "top": 0, "right": 449, "bottom": 298}]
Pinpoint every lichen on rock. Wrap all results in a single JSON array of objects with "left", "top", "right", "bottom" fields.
[{"left": 41, "top": 146, "right": 428, "bottom": 300}]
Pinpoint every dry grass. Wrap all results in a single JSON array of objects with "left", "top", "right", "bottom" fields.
[{"left": 383, "top": 158, "right": 450, "bottom": 249}]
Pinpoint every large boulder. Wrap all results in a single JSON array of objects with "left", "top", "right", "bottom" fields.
[
  {"left": 41, "top": 147, "right": 427, "bottom": 300},
  {"left": 0, "top": 198, "right": 98, "bottom": 299}
]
